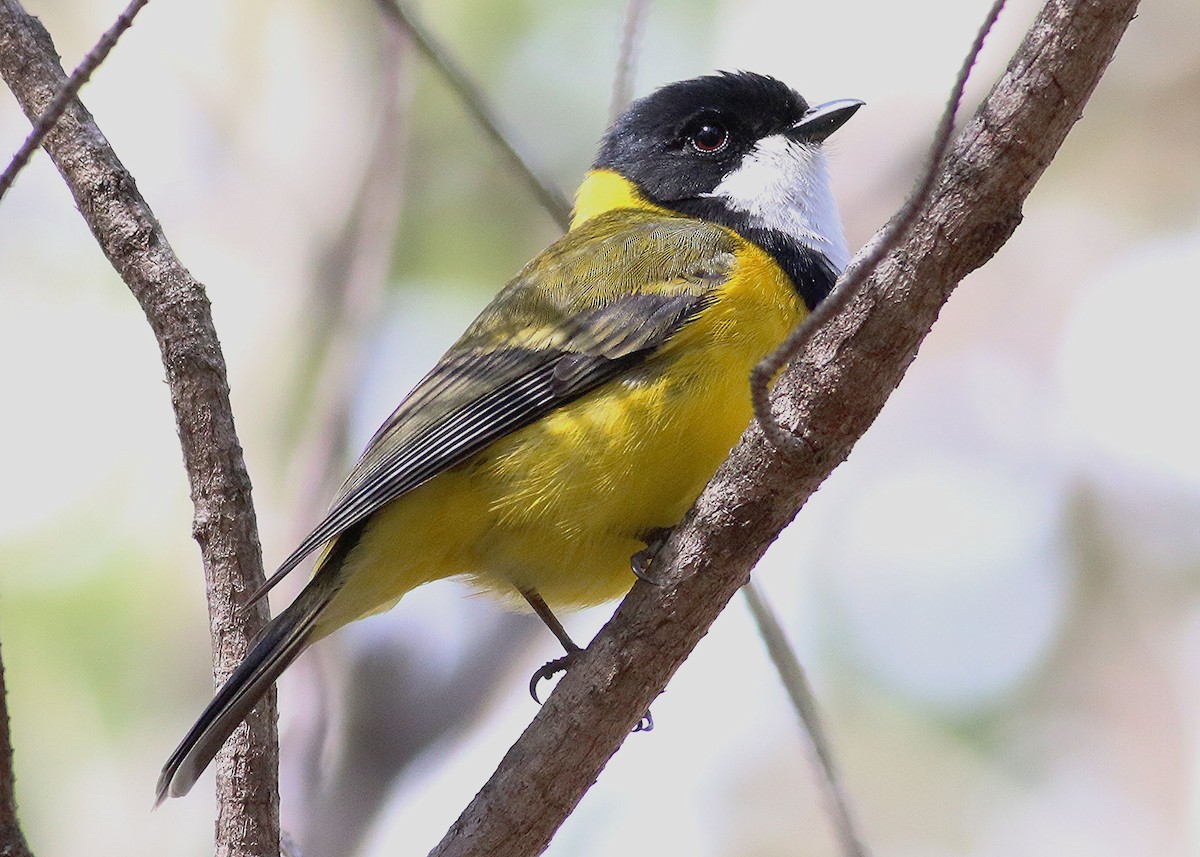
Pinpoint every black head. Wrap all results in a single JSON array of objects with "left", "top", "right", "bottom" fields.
[
  {"left": 594, "top": 71, "right": 847, "bottom": 206},
  {"left": 591, "top": 71, "right": 862, "bottom": 310}
]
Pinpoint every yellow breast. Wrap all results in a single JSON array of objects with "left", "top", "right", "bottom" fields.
[{"left": 466, "top": 233, "right": 804, "bottom": 607}]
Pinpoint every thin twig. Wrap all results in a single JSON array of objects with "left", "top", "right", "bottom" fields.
[
  {"left": 374, "top": 0, "right": 573, "bottom": 230},
  {"left": 741, "top": 582, "right": 867, "bottom": 857},
  {"left": 0, "top": 3, "right": 279, "bottom": 855},
  {"left": 0, "top": 0, "right": 150, "bottom": 202},
  {"left": 742, "top": 8, "right": 1005, "bottom": 846},
  {"left": 749, "top": 0, "right": 1010, "bottom": 457},
  {"left": 609, "top": 0, "right": 652, "bottom": 123}
]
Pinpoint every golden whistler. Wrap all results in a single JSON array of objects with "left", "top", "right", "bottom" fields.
[{"left": 157, "top": 72, "right": 861, "bottom": 803}]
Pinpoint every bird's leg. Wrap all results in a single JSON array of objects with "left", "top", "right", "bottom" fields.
[
  {"left": 521, "top": 587, "right": 583, "bottom": 703},
  {"left": 630, "top": 526, "right": 672, "bottom": 584},
  {"left": 520, "top": 586, "right": 653, "bottom": 731},
  {"left": 521, "top": 586, "right": 579, "bottom": 654}
]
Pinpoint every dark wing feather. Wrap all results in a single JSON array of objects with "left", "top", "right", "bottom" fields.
[{"left": 249, "top": 212, "right": 736, "bottom": 601}]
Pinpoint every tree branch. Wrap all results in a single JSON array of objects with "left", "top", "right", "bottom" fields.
[
  {"left": 0, "top": 4, "right": 279, "bottom": 856},
  {"left": 428, "top": 0, "right": 1139, "bottom": 854},
  {"left": 608, "top": 0, "right": 652, "bottom": 124},
  {"left": 750, "top": 0, "right": 1008, "bottom": 455},
  {"left": 0, "top": 0, "right": 149, "bottom": 201},
  {"left": 0, "top": 644, "right": 34, "bottom": 857},
  {"left": 739, "top": 2, "right": 1009, "bottom": 848}
]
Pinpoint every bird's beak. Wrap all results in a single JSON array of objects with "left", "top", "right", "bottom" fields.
[{"left": 787, "top": 98, "right": 864, "bottom": 143}]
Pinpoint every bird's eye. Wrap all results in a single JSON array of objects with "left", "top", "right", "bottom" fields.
[{"left": 688, "top": 122, "right": 729, "bottom": 154}]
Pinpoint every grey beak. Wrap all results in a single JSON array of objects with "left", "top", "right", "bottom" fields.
[{"left": 787, "top": 98, "right": 864, "bottom": 143}]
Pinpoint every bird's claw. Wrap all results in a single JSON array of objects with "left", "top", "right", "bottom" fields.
[
  {"left": 631, "top": 527, "right": 672, "bottom": 584},
  {"left": 528, "top": 649, "right": 655, "bottom": 733},
  {"left": 630, "top": 546, "right": 659, "bottom": 584},
  {"left": 529, "top": 650, "right": 580, "bottom": 703}
]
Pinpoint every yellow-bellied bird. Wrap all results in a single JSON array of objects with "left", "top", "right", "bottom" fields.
[{"left": 156, "top": 71, "right": 860, "bottom": 803}]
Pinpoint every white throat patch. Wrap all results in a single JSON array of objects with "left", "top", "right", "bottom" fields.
[{"left": 705, "top": 135, "right": 849, "bottom": 272}]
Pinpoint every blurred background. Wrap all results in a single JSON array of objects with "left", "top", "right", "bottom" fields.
[{"left": 2, "top": 0, "right": 1200, "bottom": 854}]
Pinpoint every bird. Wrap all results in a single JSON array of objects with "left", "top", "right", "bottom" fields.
[{"left": 155, "top": 70, "right": 861, "bottom": 804}]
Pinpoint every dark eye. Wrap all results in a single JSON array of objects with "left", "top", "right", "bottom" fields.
[{"left": 688, "top": 121, "right": 729, "bottom": 154}]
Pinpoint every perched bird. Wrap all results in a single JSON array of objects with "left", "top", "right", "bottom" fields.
[{"left": 156, "top": 71, "right": 860, "bottom": 803}]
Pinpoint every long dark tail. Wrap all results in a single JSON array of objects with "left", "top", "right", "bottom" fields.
[
  {"left": 154, "top": 580, "right": 335, "bottom": 805},
  {"left": 156, "top": 523, "right": 367, "bottom": 804}
]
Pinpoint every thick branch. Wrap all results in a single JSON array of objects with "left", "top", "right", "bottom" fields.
[
  {"left": 0, "top": 4, "right": 279, "bottom": 856},
  {"left": 430, "top": 0, "right": 1139, "bottom": 854}
]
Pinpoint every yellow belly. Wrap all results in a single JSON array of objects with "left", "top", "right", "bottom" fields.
[{"left": 467, "top": 354, "right": 753, "bottom": 606}]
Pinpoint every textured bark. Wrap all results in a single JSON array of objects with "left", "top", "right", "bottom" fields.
[
  {"left": 0, "top": 4, "right": 279, "bottom": 856},
  {"left": 428, "top": 0, "right": 1140, "bottom": 855}
]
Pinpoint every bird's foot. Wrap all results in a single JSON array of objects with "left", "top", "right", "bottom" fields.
[
  {"left": 631, "top": 527, "right": 673, "bottom": 584},
  {"left": 528, "top": 649, "right": 654, "bottom": 732},
  {"left": 529, "top": 648, "right": 580, "bottom": 703}
]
